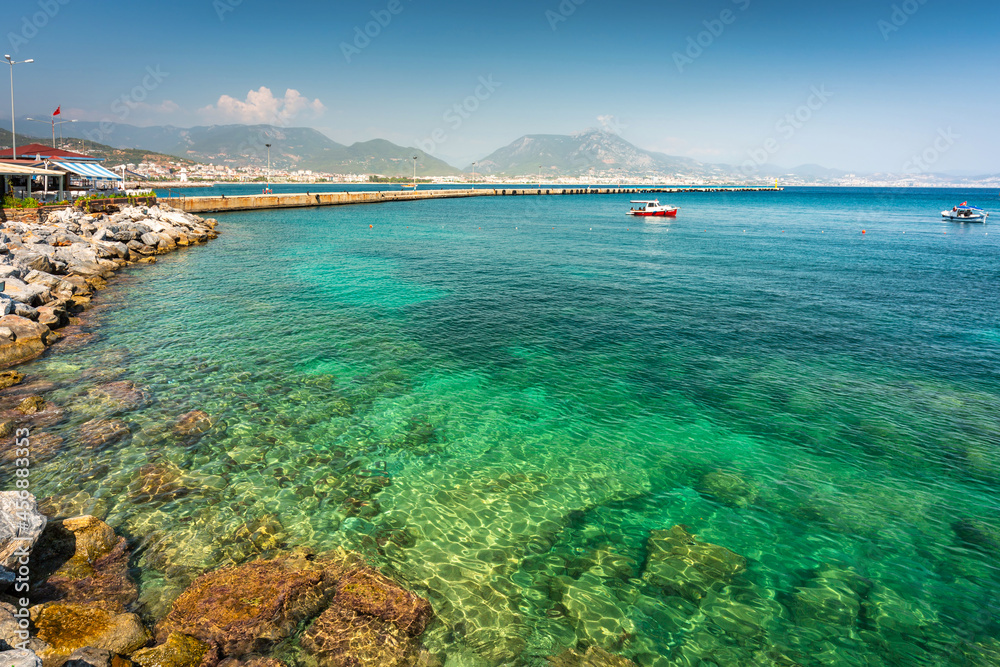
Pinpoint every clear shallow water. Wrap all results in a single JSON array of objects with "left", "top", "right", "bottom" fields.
[{"left": 13, "top": 188, "right": 1000, "bottom": 665}]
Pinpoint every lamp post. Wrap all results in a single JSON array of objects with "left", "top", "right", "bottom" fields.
[
  {"left": 412, "top": 155, "right": 418, "bottom": 188},
  {"left": 57, "top": 119, "right": 77, "bottom": 149},
  {"left": 539, "top": 165, "right": 542, "bottom": 189},
  {"left": 472, "top": 162, "right": 476, "bottom": 188},
  {"left": 26, "top": 117, "right": 75, "bottom": 149},
  {"left": 4, "top": 55, "right": 34, "bottom": 160},
  {"left": 265, "top": 143, "right": 271, "bottom": 194}
]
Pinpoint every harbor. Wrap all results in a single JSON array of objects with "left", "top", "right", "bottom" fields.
[{"left": 160, "top": 185, "right": 782, "bottom": 214}]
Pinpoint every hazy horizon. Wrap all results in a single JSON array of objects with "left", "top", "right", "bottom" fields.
[{"left": 5, "top": 0, "right": 998, "bottom": 173}]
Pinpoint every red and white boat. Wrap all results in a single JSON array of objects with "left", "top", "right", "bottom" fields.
[{"left": 627, "top": 200, "right": 678, "bottom": 217}]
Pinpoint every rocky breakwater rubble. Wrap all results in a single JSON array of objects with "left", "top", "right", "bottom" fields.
[{"left": 0, "top": 204, "right": 219, "bottom": 367}]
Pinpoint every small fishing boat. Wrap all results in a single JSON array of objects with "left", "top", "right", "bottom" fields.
[
  {"left": 401, "top": 183, "right": 418, "bottom": 189},
  {"left": 942, "top": 203, "right": 989, "bottom": 222},
  {"left": 627, "top": 200, "right": 678, "bottom": 217}
]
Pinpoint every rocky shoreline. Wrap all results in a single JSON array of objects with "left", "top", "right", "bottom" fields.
[{"left": 0, "top": 203, "right": 219, "bottom": 369}]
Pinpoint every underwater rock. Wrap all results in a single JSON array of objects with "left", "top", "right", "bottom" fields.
[
  {"left": 173, "top": 411, "right": 213, "bottom": 440},
  {"left": 0, "top": 491, "right": 47, "bottom": 572},
  {"left": 16, "top": 395, "right": 45, "bottom": 415},
  {"left": 952, "top": 518, "right": 1000, "bottom": 555},
  {"left": 0, "top": 370, "right": 25, "bottom": 389},
  {"left": 0, "top": 432, "right": 63, "bottom": 465},
  {"left": 88, "top": 381, "right": 151, "bottom": 416},
  {"left": 862, "top": 584, "right": 946, "bottom": 665},
  {"left": 33, "top": 516, "right": 138, "bottom": 612},
  {"left": 641, "top": 526, "right": 747, "bottom": 603},
  {"left": 547, "top": 646, "right": 638, "bottom": 667},
  {"left": 128, "top": 462, "right": 193, "bottom": 504},
  {"left": 130, "top": 632, "right": 215, "bottom": 667},
  {"left": 216, "top": 658, "right": 287, "bottom": 667},
  {"left": 333, "top": 568, "right": 433, "bottom": 637},
  {"left": 559, "top": 572, "right": 638, "bottom": 652},
  {"left": 37, "top": 492, "right": 109, "bottom": 522},
  {"left": 300, "top": 605, "right": 418, "bottom": 667},
  {"left": 77, "top": 419, "right": 132, "bottom": 450},
  {"left": 696, "top": 470, "right": 759, "bottom": 508},
  {"left": 156, "top": 554, "right": 351, "bottom": 657},
  {"left": 230, "top": 515, "right": 287, "bottom": 557},
  {"left": 790, "top": 567, "right": 868, "bottom": 634},
  {"left": 32, "top": 603, "right": 151, "bottom": 662}
]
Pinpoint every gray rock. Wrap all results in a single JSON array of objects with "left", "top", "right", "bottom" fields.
[
  {"left": 0, "top": 265, "right": 22, "bottom": 281},
  {"left": 0, "top": 648, "right": 41, "bottom": 667},
  {"left": 62, "top": 647, "right": 114, "bottom": 667},
  {"left": 10, "top": 252, "right": 55, "bottom": 275},
  {"left": 139, "top": 232, "right": 161, "bottom": 247},
  {"left": 2, "top": 281, "right": 50, "bottom": 308},
  {"left": 0, "top": 327, "right": 14, "bottom": 341},
  {"left": 0, "top": 602, "right": 23, "bottom": 650},
  {"left": 12, "top": 304, "right": 37, "bottom": 321},
  {"left": 0, "top": 298, "right": 14, "bottom": 317},
  {"left": 0, "top": 492, "right": 47, "bottom": 571}
]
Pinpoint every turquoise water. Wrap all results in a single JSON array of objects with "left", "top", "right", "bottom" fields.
[{"left": 14, "top": 188, "right": 1000, "bottom": 665}]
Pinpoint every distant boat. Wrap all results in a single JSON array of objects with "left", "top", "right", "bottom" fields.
[
  {"left": 401, "top": 183, "right": 418, "bottom": 189},
  {"left": 942, "top": 203, "right": 989, "bottom": 222},
  {"left": 627, "top": 199, "right": 678, "bottom": 217}
]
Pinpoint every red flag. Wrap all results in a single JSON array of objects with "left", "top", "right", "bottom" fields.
[
  {"left": 53, "top": 106, "right": 61, "bottom": 116},
  {"left": 961, "top": 201, "right": 967, "bottom": 207}
]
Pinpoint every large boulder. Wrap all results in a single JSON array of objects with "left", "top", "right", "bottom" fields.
[
  {"left": 0, "top": 492, "right": 47, "bottom": 577},
  {"left": 130, "top": 632, "right": 215, "bottom": 667},
  {"left": 0, "top": 648, "right": 42, "bottom": 667},
  {"left": 31, "top": 603, "right": 151, "bottom": 662},
  {"left": 0, "top": 315, "right": 56, "bottom": 367},
  {"left": 32, "top": 516, "right": 139, "bottom": 612},
  {"left": 77, "top": 420, "right": 132, "bottom": 451},
  {"left": 641, "top": 525, "right": 746, "bottom": 603},
  {"left": 156, "top": 554, "right": 356, "bottom": 657},
  {"left": 300, "top": 606, "right": 417, "bottom": 667},
  {"left": 332, "top": 569, "right": 433, "bottom": 637},
  {"left": 88, "top": 381, "right": 151, "bottom": 416}
]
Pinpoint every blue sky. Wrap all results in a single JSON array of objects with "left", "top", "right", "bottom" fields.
[{"left": 4, "top": 0, "right": 998, "bottom": 172}]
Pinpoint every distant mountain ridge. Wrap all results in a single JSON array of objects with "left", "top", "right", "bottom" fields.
[{"left": 5, "top": 120, "right": 460, "bottom": 177}]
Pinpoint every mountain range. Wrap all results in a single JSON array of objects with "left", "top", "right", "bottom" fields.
[{"left": 2, "top": 119, "right": 996, "bottom": 184}]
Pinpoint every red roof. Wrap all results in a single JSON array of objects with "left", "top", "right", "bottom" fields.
[{"left": 0, "top": 143, "right": 101, "bottom": 161}]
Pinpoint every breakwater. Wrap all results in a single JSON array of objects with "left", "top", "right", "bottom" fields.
[{"left": 161, "top": 186, "right": 781, "bottom": 214}]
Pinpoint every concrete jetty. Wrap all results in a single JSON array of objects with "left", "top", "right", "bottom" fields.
[{"left": 160, "top": 186, "right": 781, "bottom": 215}]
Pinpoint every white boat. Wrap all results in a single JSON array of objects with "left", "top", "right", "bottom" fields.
[
  {"left": 627, "top": 200, "right": 678, "bottom": 217},
  {"left": 942, "top": 203, "right": 989, "bottom": 222}
]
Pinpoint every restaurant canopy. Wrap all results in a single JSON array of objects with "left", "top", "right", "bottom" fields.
[
  {"left": 51, "top": 161, "right": 121, "bottom": 181},
  {"left": 0, "top": 162, "right": 66, "bottom": 176}
]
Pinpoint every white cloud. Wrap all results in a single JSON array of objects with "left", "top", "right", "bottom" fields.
[{"left": 199, "top": 87, "right": 326, "bottom": 125}]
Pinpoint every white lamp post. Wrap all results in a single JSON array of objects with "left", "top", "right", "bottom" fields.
[
  {"left": 265, "top": 143, "right": 271, "bottom": 193},
  {"left": 412, "top": 155, "right": 418, "bottom": 188},
  {"left": 26, "top": 115, "right": 75, "bottom": 149},
  {"left": 4, "top": 55, "right": 34, "bottom": 160},
  {"left": 472, "top": 162, "right": 476, "bottom": 188}
]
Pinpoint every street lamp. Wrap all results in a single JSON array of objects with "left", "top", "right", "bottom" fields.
[
  {"left": 472, "top": 162, "right": 477, "bottom": 188},
  {"left": 4, "top": 55, "right": 34, "bottom": 159},
  {"left": 265, "top": 143, "right": 271, "bottom": 194},
  {"left": 539, "top": 165, "right": 542, "bottom": 189},
  {"left": 412, "top": 155, "right": 418, "bottom": 188}
]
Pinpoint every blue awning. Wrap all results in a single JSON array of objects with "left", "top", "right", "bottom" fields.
[{"left": 51, "top": 160, "right": 121, "bottom": 181}]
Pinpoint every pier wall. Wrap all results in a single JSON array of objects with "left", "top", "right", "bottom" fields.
[{"left": 160, "top": 187, "right": 780, "bottom": 215}]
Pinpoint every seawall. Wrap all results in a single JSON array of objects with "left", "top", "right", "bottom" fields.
[{"left": 160, "top": 186, "right": 781, "bottom": 214}]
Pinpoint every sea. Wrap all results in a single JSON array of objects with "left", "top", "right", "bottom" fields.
[{"left": 16, "top": 186, "right": 1000, "bottom": 665}]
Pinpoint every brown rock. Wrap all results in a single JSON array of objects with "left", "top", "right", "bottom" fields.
[
  {"left": 128, "top": 463, "right": 192, "bottom": 504},
  {"left": 216, "top": 658, "right": 286, "bottom": 667},
  {"left": 16, "top": 395, "right": 45, "bottom": 414},
  {"left": 0, "top": 370, "right": 25, "bottom": 389},
  {"left": 36, "top": 304, "right": 70, "bottom": 329},
  {"left": 78, "top": 419, "right": 131, "bottom": 450},
  {"left": 0, "top": 431, "right": 62, "bottom": 464},
  {"left": 33, "top": 516, "right": 139, "bottom": 612},
  {"left": 300, "top": 606, "right": 417, "bottom": 667},
  {"left": 32, "top": 603, "right": 151, "bottom": 662},
  {"left": 156, "top": 555, "right": 349, "bottom": 657},
  {"left": 333, "top": 569, "right": 433, "bottom": 637},
  {"left": 0, "top": 315, "right": 56, "bottom": 367},
  {"left": 173, "top": 411, "right": 213, "bottom": 439},
  {"left": 62, "top": 646, "right": 136, "bottom": 667},
  {"left": 130, "top": 632, "right": 216, "bottom": 667}
]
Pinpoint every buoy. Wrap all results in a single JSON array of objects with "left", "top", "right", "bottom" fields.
[
  {"left": 370, "top": 225, "right": 373, "bottom": 228},
  {"left": 862, "top": 230, "right": 866, "bottom": 234}
]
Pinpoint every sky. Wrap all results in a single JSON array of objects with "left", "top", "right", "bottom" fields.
[{"left": 4, "top": 0, "right": 999, "bottom": 173}]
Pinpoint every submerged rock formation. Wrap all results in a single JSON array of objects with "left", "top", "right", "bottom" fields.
[{"left": 641, "top": 525, "right": 747, "bottom": 603}]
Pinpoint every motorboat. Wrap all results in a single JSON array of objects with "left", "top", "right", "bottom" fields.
[
  {"left": 627, "top": 200, "right": 678, "bottom": 217},
  {"left": 942, "top": 203, "right": 989, "bottom": 222}
]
